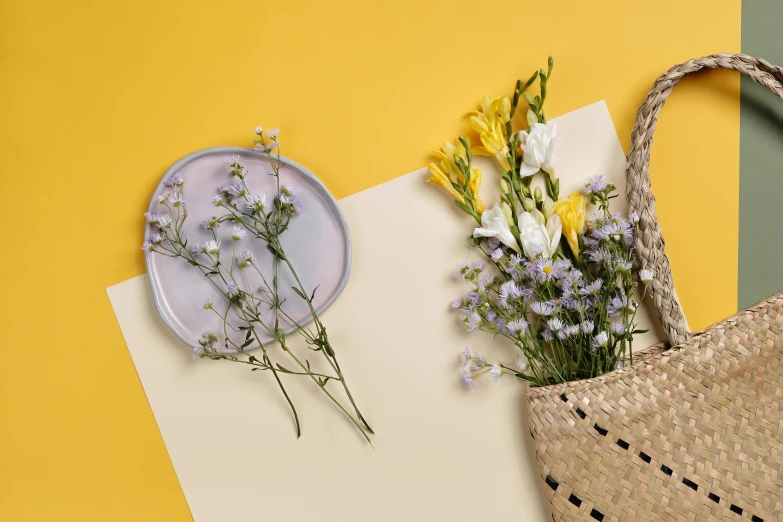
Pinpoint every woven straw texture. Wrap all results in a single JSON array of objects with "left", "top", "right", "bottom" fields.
[{"left": 527, "top": 54, "right": 783, "bottom": 522}]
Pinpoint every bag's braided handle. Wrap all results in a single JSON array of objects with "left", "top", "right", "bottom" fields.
[{"left": 626, "top": 53, "right": 783, "bottom": 346}]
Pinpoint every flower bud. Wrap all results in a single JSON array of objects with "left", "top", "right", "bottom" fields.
[
  {"left": 501, "top": 202, "right": 514, "bottom": 225},
  {"left": 526, "top": 109, "right": 538, "bottom": 128},
  {"left": 531, "top": 208, "right": 546, "bottom": 225},
  {"left": 522, "top": 198, "right": 536, "bottom": 211},
  {"left": 534, "top": 186, "right": 543, "bottom": 203},
  {"left": 500, "top": 178, "right": 510, "bottom": 193},
  {"left": 542, "top": 196, "right": 555, "bottom": 218}
]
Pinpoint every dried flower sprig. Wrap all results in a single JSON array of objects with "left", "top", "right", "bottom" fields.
[{"left": 145, "top": 129, "right": 373, "bottom": 443}]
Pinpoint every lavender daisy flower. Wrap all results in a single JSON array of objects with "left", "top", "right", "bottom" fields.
[
  {"left": 211, "top": 195, "right": 223, "bottom": 207},
  {"left": 464, "top": 292, "right": 481, "bottom": 307},
  {"left": 528, "top": 258, "right": 560, "bottom": 282},
  {"left": 591, "top": 331, "right": 609, "bottom": 349},
  {"left": 462, "top": 369, "right": 476, "bottom": 390},
  {"left": 141, "top": 241, "right": 154, "bottom": 252},
  {"left": 547, "top": 318, "right": 565, "bottom": 333},
  {"left": 450, "top": 299, "right": 461, "bottom": 310},
  {"left": 466, "top": 312, "right": 481, "bottom": 332},
  {"left": 588, "top": 248, "right": 612, "bottom": 264},
  {"left": 587, "top": 212, "right": 604, "bottom": 230},
  {"left": 478, "top": 275, "right": 495, "bottom": 291},
  {"left": 530, "top": 300, "right": 557, "bottom": 316},
  {"left": 498, "top": 281, "right": 520, "bottom": 308},
  {"left": 227, "top": 182, "right": 247, "bottom": 198},
  {"left": 201, "top": 217, "right": 220, "bottom": 230},
  {"left": 204, "top": 240, "right": 220, "bottom": 255},
  {"left": 614, "top": 258, "right": 633, "bottom": 272},
  {"left": 223, "top": 154, "right": 242, "bottom": 168},
  {"left": 579, "top": 279, "right": 603, "bottom": 296},
  {"left": 151, "top": 214, "right": 172, "bottom": 228},
  {"left": 192, "top": 346, "right": 205, "bottom": 359},
  {"left": 237, "top": 251, "right": 256, "bottom": 268},
  {"left": 455, "top": 262, "right": 470, "bottom": 280},
  {"left": 246, "top": 193, "right": 266, "bottom": 214},
  {"left": 607, "top": 293, "right": 636, "bottom": 316},
  {"left": 164, "top": 173, "right": 184, "bottom": 187},
  {"left": 461, "top": 347, "right": 471, "bottom": 366},
  {"left": 151, "top": 233, "right": 164, "bottom": 245},
  {"left": 490, "top": 364, "right": 503, "bottom": 383},
  {"left": 610, "top": 323, "right": 627, "bottom": 335},
  {"left": 226, "top": 284, "right": 239, "bottom": 298},
  {"left": 585, "top": 174, "right": 607, "bottom": 195},
  {"left": 470, "top": 353, "right": 487, "bottom": 372},
  {"left": 507, "top": 319, "right": 529, "bottom": 335},
  {"left": 189, "top": 242, "right": 204, "bottom": 256},
  {"left": 490, "top": 248, "right": 504, "bottom": 262},
  {"left": 581, "top": 320, "right": 595, "bottom": 335},
  {"left": 230, "top": 226, "right": 247, "bottom": 241}
]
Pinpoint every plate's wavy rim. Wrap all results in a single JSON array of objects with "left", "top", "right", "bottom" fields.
[{"left": 143, "top": 146, "right": 352, "bottom": 351}]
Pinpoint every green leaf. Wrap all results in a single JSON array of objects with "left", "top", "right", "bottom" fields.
[
  {"left": 248, "top": 355, "right": 258, "bottom": 363},
  {"left": 631, "top": 329, "right": 650, "bottom": 335},
  {"left": 187, "top": 260, "right": 197, "bottom": 266},
  {"left": 275, "top": 363, "right": 290, "bottom": 372},
  {"left": 291, "top": 286, "right": 307, "bottom": 300},
  {"left": 241, "top": 338, "right": 255, "bottom": 348},
  {"left": 310, "top": 284, "right": 320, "bottom": 301}
]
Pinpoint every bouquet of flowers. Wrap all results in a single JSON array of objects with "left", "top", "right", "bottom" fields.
[
  {"left": 426, "top": 58, "right": 653, "bottom": 388},
  {"left": 143, "top": 128, "right": 373, "bottom": 443}
]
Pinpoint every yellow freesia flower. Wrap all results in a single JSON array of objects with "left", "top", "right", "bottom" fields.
[
  {"left": 427, "top": 138, "right": 485, "bottom": 214},
  {"left": 470, "top": 96, "right": 512, "bottom": 172},
  {"left": 554, "top": 192, "right": 587, "bottom": 255}
]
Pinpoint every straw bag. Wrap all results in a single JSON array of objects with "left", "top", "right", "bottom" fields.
[{"left": 527, "top": 54, "right": 783, "bottom": 522}]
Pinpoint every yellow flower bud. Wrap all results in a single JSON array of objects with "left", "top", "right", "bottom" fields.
[{"left": 554, "top": 192, "right": 588, "bottom": 255}]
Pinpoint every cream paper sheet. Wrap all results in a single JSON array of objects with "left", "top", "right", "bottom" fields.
[{"left": 107, "top": 101, "right": 664, "bottom": 522}]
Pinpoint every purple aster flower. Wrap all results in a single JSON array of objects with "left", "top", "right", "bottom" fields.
[
  {"left": 579, "top": 279, "right": 603, "bottom": 296},
  {"left": 141, "top": 241, "right": 154, "bottom": 252},
  {"left": 223, "top": 154, "right": 242, "bottom": 168},
  {"left": 150, "top": 233, "right": 164, "bottom": 245},
  {"left": 227, "top": 182, "right": 247, "bottom": 198},
  {"left": 613, "top": 257, "right": 633, "bottom": 272},
  {"left": 462, "top": 369, "right": 476, "bottom": 390},
  {"left": 530, "top": 300, "right": 557, "bottom": 316},
  {"left": 464, "top": 292, "right": 481, "bottom": 307},
  {"left": 201, "top": 217, "right": 220, "bottom": 230},
  {"left": 164, "top": 173, "right": 184, "bottom": 187},
  {"left": 246, "top": 193, "right": 266, "bottom": 214},
  {"left": 455, "top": 262, "right": 470, "bottom": 280},
  {"left": 226, "top": 284, "right": 239, "bottom": 298},
  {"left": 607, "top": 293, "right": 636, "bottom": 316},
  {"left": 237, "top": 251, "right": 256, "bottom": 268},
  {"left": 466, "top": 312, "right": 481, "bottom": 332},
  {"left": 610, "top": 323, "right": 627, "bottom": 335},
  {"left": 211, "top": 195, "right": 224, "bottom": 207},
  {"left": 547, "top": 318, "right": 565, "bottom": 332},
  {"left": 461, "top": 347, "right": 471, "bottom": 366},
  {"left": 541, "top": 329, "right": 554, "bottom": 341},
  {"left": 450, "top": 299, "right": 461, "bottom": 310},
  {"left": 490, "top": 365, "right": 503, "bottom": 384},
  {"left": 507, "top": 319, "right": 529, "bottom": 335},
  {"left": 479, "top": 275, "right": 495, "bottom": 291},
  {"left": 581, "top": 320, "right": 595, "bottom": 335},
  {"left": 189, "top": 242, "right": 204, "bottom": 256},
  {"left": 585, "top": 174, "right": 607, "bottom": 195},
  {"left": 588, "top": 248, "right": 612, "bottom": 264},
  {"left": 490, "top": 248, "right": 504, "bottom": 262},
  {"left": 498, "top": 281, "right": 520, "bottom": 308},
  {"left": 591, "top": 331, "right": 609, "bottom": 350}
]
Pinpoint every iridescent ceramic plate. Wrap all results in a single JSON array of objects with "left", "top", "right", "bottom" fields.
[{"left": 144, "top": 147, "right": 351, "bottom": 353}]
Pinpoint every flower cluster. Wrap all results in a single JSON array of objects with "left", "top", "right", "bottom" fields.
[
  {"left": 143, "top": 128, "right": 373, "bottom": 443},
  {"left": 427, "top": 58, "right": 653, "bottom": 387}
]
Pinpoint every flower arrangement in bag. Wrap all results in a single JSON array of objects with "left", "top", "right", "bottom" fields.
[
  {"left": 426, "top": 58, "right": 652, "bottom": 387},
  {"left": 143, "top": 129, "right": 373, "bottom": 443}
]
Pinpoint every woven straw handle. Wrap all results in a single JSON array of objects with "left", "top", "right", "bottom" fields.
[{"left": 626, "top": 53, "right": 783, "bottom": 347}]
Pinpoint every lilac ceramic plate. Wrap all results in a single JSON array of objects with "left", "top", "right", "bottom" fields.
[{"left": 144, "top": 147, "right": 351, "bottom": 353}]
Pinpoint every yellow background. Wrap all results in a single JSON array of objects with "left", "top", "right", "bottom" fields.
[{"left": 0, "top": 1, "right": 740, "bottom": 520}]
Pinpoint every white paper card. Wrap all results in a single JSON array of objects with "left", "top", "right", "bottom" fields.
[{"left": 107, "top": 101, "right": 663, "bottom": 522}]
